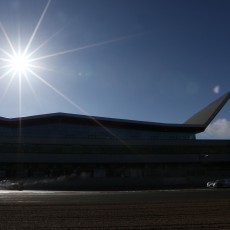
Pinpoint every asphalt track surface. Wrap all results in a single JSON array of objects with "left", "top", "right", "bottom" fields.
[{"left": 0, "top": 189, "right": 230, "bottom": 229}]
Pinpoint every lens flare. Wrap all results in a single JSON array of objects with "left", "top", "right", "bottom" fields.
[{"left": 213, "top": 85, "right": 220, "bottom": 94}]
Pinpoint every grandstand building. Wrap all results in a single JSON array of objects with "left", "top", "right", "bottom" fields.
[{"left": 0, "top": 91, "right": 229, "bottom": 189}]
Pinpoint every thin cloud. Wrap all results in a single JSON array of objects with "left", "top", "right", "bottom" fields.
[{"left": 198, "top": 118, "right": 230, "bottom": 139}]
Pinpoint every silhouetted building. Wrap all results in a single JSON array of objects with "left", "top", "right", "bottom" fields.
[{"left": 0, "top": 91, "right": 229, "bottom": 189}]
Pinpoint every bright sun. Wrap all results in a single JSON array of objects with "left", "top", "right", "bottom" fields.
[{"left": 9, "top": 54, "right": 31, "bottom": 74}]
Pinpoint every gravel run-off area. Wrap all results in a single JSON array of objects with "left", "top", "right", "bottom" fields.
[{"left": 1, "top": 198, "right": 230, "bottom": 229}]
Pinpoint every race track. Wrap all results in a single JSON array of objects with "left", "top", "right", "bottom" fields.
[{"left": 0, "top": 189, "right": 230, "bottom": 229}]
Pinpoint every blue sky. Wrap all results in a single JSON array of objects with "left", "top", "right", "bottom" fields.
[{"left": 0, "top": 0, "right": 229, "bottom": 139}]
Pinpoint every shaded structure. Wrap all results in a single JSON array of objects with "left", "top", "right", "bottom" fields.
[{"left": 0, "top": 91, "right": 229, "bottom": 189}]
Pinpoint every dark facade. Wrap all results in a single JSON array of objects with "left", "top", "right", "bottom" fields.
[{"left": 0, "top": 92, "right": 229, "bottom": 189}]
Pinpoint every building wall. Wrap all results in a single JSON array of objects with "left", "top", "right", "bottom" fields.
[
  {"left": 0, "top": 121, "right": 229, "bottom": 189},
  {"left": 0, "top": 121, "right": 195, "bottom": 140}
]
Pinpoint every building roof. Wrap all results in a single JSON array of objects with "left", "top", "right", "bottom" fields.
[
  {"left": 0, "top": 91, "right": 229, "bottom": 134},
  {"left": 184, "top": 91, "right": 230, "bottom": 126}
]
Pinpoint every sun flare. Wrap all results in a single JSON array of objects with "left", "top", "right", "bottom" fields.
[
  {"left": 9, "top": 54, "right": 31, "bottom": 74},
  {"left": 0, "top": 0, "right": 137, "bottom": 119}
]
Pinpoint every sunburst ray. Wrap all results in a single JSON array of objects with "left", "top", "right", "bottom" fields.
[
  {"left": 0, "top": 22, "right": 17, "bottom": 56},
  {"left": 27, "top": 26, "right": 65, "bottom": 59},
  {"left": 23, "top": 0, "right": 52, "bottom": 55},
  {"left": 31, "top": 33, "right": 141, "bottom": 62},
  {"left": 28, "top": 69, "right": 130, "bottom": 147}
]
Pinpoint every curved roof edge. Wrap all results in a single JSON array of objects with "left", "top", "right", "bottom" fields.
[
  {"left": 1, "top": 92, "right": 228, "bottom": 134},
  {"left": 0, "top": 112, "right": 204, "bottom": 133},
  {"left": 184, "top": 91, "right": 230, "bottom": 127}
]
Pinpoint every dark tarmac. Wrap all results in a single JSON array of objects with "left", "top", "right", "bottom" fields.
[{"left": 0, "top": 189, "right": 230, "bottom": 229}]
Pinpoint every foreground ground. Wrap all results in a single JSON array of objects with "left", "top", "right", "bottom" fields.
[{"left": 0, "top": 189, "right": 230, "bottom": 229}]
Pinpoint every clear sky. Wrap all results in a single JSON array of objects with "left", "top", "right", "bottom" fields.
[{"left": 0, "top": 0, "right": 229, "bottom": 139}]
